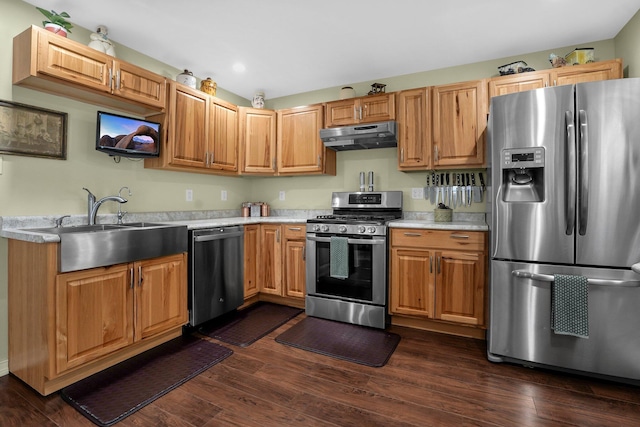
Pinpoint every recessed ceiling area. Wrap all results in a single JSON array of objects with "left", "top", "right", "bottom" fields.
[{"left": 23, "top": 0, "right": 640, "bottom": 100}]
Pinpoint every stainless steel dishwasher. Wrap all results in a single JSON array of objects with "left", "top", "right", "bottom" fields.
[{"left": 188, "top": 225, "right": 244, "bottom": 326}]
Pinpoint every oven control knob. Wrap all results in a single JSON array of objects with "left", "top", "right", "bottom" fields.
[
  {"left": 358, "top": 226, "right": 366, "bottom": 233},
  {"left": 339, "top": 225, "right": 347, "bottom": 233},
  {"left": 312, "top": 224, "right": 321, "bottom": 232},
  {"left": 367, "top": 226, "right": 377, "bottom": 234},
  {"left": 320, "top": 225, "right": 330, "bottom": 232}
]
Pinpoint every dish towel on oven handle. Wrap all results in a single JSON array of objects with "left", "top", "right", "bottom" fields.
[
  {"left": 551, "top": 274, "right": 589, "bottom": 338},
  {"left": 330, "top": 236, "right": 349, "bottom": 279}
]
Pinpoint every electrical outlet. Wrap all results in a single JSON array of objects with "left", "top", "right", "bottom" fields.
[
  {"left": 279, "top": 191, "right": 285, "bottom": 201},
  {"left": 186, "top": 189, "right": 193, "bottom": 202},
  {"left": 411, "top": 187, "right": 424, "bottom": 199},
  {"left": 221, "top": 190, "right": 227, "bottom": 201}
]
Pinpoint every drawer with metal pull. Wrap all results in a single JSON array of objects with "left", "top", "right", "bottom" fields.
[{"left": 390, "top": 228, "right": 486, "bottom": 251}]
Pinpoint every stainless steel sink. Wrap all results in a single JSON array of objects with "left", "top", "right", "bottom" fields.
[{"left": 23, "top": 223, "right": 188, "bottom": 272}]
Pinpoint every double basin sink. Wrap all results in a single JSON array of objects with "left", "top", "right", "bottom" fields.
[{"left": 25, "top": 222, "right": 188, "bottom": 272}]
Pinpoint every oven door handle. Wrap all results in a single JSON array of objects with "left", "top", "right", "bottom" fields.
[
  {"left": 306, "top": 235, "right": 386, "bottom": 245},
  {"left": 194, "top": 231, "right": 244, "bottom": 242}
]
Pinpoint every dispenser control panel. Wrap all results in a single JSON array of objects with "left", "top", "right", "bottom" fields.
[{"left": 502, "top": 147, "right": 545, "bottom": 169}]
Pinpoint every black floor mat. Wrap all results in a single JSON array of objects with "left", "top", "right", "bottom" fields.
[
  {"left": 198, "top": 302, "right": 303, "bottom": 347},
  {"left": 61, "top": 334, "right": 232, "bottom": 427},
  {"left": 275, "top": 316, "right": 401, "bottom": 367}
]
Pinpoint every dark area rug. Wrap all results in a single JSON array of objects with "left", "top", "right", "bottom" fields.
[
  {"left": 198, "top": 302, "right": 303, "bottom": 347},
  {"left": 61, "top": 334, "right": 232, "bottom": 427},
  {"left": 275, "top": 316, "right": 401, "bottom": 367}
]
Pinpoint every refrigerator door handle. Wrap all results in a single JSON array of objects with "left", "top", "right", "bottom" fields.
[
  {"left": 512, "top": 270, "right": 640, "bottom": 287},
  {"left": 578, "top": 109, "right": 589, "bottom": 236},
  {"left": 565, "top": 110, "right": 576, "bottom": 235}
]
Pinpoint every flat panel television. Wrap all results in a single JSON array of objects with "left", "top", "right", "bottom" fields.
[{"left": 96, "top": 111, "right": 160, "bottom": 158}]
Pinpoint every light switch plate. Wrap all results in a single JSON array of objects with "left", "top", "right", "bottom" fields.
[
  {"left": 279, "top": 191, "right": 285, "bottom": 201},
  {"left": 186, "top": 189, "right": 193, "bottom": 202},
  {"left": 411, "top": 187, "right": 424, "bottom": 199},
  {"left": 221, "top": 190, "right": 227, "bottom": 201}
]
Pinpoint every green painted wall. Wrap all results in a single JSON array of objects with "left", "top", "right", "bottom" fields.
[{"left": 0, "top": 0, "right": 638, "bottom": 372}]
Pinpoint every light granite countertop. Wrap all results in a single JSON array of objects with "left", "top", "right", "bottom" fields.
[{"left": 1, "top": 210, "right": 487, "bottom": 243}]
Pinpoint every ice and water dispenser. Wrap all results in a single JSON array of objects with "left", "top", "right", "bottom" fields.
[{"left": 501, "top": 147, "right": 545, "bottom": 202}]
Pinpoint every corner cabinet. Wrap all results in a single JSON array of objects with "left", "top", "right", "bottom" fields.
[
  {"left": 488, "top": 59, "right": 623, "bottom": 98},
  {"left": 389, "top": 228, "right": 487, "bottom": 330},
  {"left": 277, "top": 105, "right": 336, "bottom": 176},
  {"left": 239, "top": 107, "right": 277, "bottom": 175},
  {"left": 432, "top": 80, "right": 487, "bottom": 167},
  {"left": 145, "top": 82, "right": 238, "bottom": 175},
  {"left": 8, "top": 239, "right": 187, "bottom": 396},
  {"left": 324, "top": 93, "right": 396, "bottom": 127},
  {"left": 13, "top": 25, "right": 166, "bottom": 115}
]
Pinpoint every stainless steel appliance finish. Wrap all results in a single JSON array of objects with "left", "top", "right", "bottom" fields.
[
  {"left": 305, "top": 190, "right": 402, "bottom": 329},
  {"left": 189, "top": 226, "right": 244, "bottom": 326},
  {"left": 487, "top": 78, "right": 640, "bottom": 384},
  {"left": 319, "top": 121, "right": 397, "bottom": 151}
]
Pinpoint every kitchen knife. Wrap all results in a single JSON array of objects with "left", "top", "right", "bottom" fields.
[
  {"left": 445, "top": 173, "right": 451, "bottom": 207},
  {"left": 458, "top": 174, "right": 464, "bottom": 206},
  {"left": 451, "top": 173, "right": 458, "bottom": 208},
  {"left": 478, "top": 172, "right": 485, "bottom": 202},
  {"left": 430, "top": 172, "right": 436, "bottom": 204},
  {"left": 466, "top": 173, "right": 472, "bottom": 206},
  {"left": 424, "top": 174, "right": 430, "bottom": 200},
  {"left": 441, "top": 173, "right": 447, "bottom": 206},
  {"left": 434, "top": 173, "right": 440, "bottom": 204},
  {"left": 471, "top": 173, "right": 481, "bottom": 203}
]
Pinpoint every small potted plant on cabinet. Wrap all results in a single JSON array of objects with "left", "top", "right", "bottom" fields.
[{"left": 36, "top": 7, "right": 73, "bottom": 37}]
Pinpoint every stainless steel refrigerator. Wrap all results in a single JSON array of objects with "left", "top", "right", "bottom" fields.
[{"left": 487, "top": 78, "right": 640, "bottom": 384}]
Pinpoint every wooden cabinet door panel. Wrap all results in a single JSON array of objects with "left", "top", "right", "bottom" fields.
[
  {"left": 240, "top": 108, "right": 277, "bottom": 174},
  {"left": 170, "top": 85, "right": 208, "bottom": 167},
  {"left": 260, "top": 225, "right": 282, "bottom": 295},
  {"left": 38, "top": 31, "right": 110, "bottom": 92},
  {"left": 488, "top": 73, "right": 550, "bottom": 98},
  {"left": 284, "top": 239, "right": 306, "bottom": 299},
  {"left": 244, "top": 224, "right": 260, "bottom": 299},
  {"left": 433, "top": 80, "right": 486, "bottom": 167},
  {"left": 361, "top": 93, "right": 395, "bottom": 123},
  {"left": 435, "top": 250, "right": 485, "bottom": 326},
  {"left": 135, "top": 254, "right": 187, "bottom": 341},
  {"left": 277, "top": 105, "right": 324, "bottom": 174},
  {"left": 210, "top": 99, "right": 238, "bottom": 171},
  {"left": 113, "top": 62, "right": 166, "bottom": 109},
  {"left": 551, "top": 59, "right": 622, "bottom": 87},
  {"left": 325, "top": 99, "right": 357, "bottom": 127},
  {"left": 397, "top": 88, "right": 431, "bottom": 169},
  {"left": 390, "top": 248, "right": 434, "bottom": 317},
  {"left": 55, "top": 265, "right": 133, "bottom": 374}
]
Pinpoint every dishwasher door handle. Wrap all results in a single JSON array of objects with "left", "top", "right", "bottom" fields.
[{"left": 194, "top": 231, "right": 244, "bottom": 242}]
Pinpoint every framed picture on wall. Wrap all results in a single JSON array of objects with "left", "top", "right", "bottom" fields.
[{"left": 0, "top": 100, "right": 67, "bottom": 160}]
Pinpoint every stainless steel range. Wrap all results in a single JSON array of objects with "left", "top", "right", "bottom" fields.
[{"left": 305, "top": 191, "right": 403, "bottom": 329}]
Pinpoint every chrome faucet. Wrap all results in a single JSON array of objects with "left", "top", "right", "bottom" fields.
[{"left": 83, "top": 187, "right": 128, "bottom": 225}]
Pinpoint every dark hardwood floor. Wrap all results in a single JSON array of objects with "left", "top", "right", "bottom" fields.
[{"left": 2, "top": 314, "right": 640, "bottom": 426}]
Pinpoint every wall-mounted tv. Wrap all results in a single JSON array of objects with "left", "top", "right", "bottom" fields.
[{"left": 96, "top": 111, "right": 161, "bottom": 158}]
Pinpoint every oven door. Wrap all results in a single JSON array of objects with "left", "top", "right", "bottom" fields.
[{"left": 305, "top": 233, "right": 387, "bottom": 306}]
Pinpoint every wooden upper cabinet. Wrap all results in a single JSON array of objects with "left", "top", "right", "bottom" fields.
[
  {"left": 397, "top": 87, "right": 431, "bottom": 170},
  {"left": 488, "top": 59, "right": 623, "bottom": 98},
  {"left": 550, "top": 58, "right": 622, "bottom": 86},
  {"left": 324, "top": 93, "right": 395, "bottom": 127},
  {"left": 432, "top": 79, "right": 487, "bottom": 167},
  {"left": 13, "top": 25, "right": 166, "bottom": 114},
  {"left": 240, "top": 107, "right": 277, "bottom": 175},
  {"left": 277, "top": 104, "right": 336, "bottom": 176},
  {"left": 209, "top": 98, "right": 239, "bottom": 172},
  {"left": 144, "top": 82, "right": 238, "bottom": 174},
  {"left": 488, "top": 73, "right": 550, "bottom": 98}
]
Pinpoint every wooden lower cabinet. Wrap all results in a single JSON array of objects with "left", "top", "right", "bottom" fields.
[
  {"left": 242, "top": 223, "right": 306, "bottom": 305},
  {"left": 8, "top": 238, "right": 187, "bottom": 395},
  {"left": 389, "top": 229, "right": 487, "bottom": 331}
]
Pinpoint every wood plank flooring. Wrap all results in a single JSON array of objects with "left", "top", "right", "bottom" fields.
[{"left": 2, "top": 314, "right": 640, "bottom": 426}]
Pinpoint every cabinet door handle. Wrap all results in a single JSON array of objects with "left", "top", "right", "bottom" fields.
[
  {"left": 205, "top": 151, "right": 209, "bottom": 166},
  {"left": 354, "top": 106, "right": 358, "bottom": 121},
  {"left": 437, "top": 256, "right": 441, "bottom": 274},
  {"left": 116, "top": 70, "right": 121, "bottom": 90},
  {"left": 450, "top": 234, "right": 470, "bottom": 239},
  {"left": 288, "top": 227, "right": 302, "bottom": 231},
  {"left": 430, "top": 256, "right": 433, "bottom": 273},
  {"left": 108, "top": 68, "right": 113, "bottom": 89},
  {"left": 401, "top": 148, "right": 404, "bottom": 163},
  {"left": 434, "top": 145, "right": 439, "bottom": 162},
  {"left": 210, "top": 152, "right": 215, "bottom": 165},
  {"left": 403, "top": 232, "right": 423, "bottom": 237},
  {"left": 303, "top": 246, "right": 306, "bottom": 261},
  {"left": 138, "top": 265, "right": 143, "bottom": 286},
  {"left": 359, "top": 106, "right": 363, "bottom": 120},
  {"left": 130, "top": 267, "right": 134, "bottom": 289},
  {"left": 276, "top": 228, "right": 280, "bottom": 243}
]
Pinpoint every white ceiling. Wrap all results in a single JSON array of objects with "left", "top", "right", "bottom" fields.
[{"left": 23, "top": 0, "right": 640, "bottom": 101}]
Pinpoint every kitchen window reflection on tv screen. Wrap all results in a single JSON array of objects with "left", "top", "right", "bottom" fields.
[{"left": 97, "top": 112, "right": 160, "bottom": 156}]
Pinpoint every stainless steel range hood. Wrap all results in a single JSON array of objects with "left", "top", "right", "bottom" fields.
[{"left": 320, "top": 121, "right": 397, "bottom": 151}]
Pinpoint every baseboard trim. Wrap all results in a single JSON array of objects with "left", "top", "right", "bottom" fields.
[{"left": 0, "top": 359, "right": 8, "bottom": 377}]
